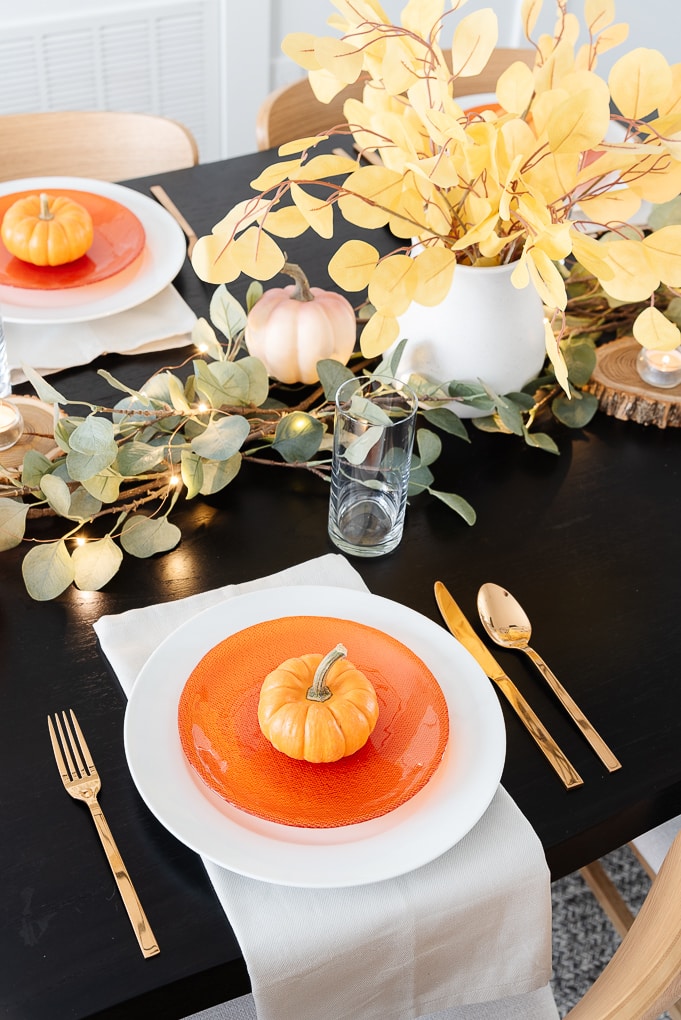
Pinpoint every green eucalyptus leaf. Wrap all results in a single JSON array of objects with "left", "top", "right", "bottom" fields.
[
  {"left": 552, "top": 391, "right": 599, "bottom": 428},
  {"left": 190, "top": 414, "right": 250, "bottom": 460},
  {"left": 238, "top": 355, "right": 269, "bottom": 406},
  {"left": 67, "top": 446, "right": 119, "bottom": 482},
  {"left": 0, "top": 497, "right": 29, "bottom": 551},
  {"left": 72, "top": 536, "right": 123, "bottom": 591},
  {"left": 167, "top": 373, "right": 191, "bottom": 412},
  {"left": 66, "top": 418, "right": 119, "bottom": 479},
  {"left": 66, "top": 486, "right": 103, "bottom": 521},
  {"left": 209, "top": 284, "right": 248, "bottom": 340},
  {"left": 495, "top": 400, "right": 524, "bottom": 436},
  {"left": 664, "top": 297, "right": 681, "bottom": 328},
  {"left": 429, "top": 489, "right": 477, "bottom": 525},
  {"left": 193, "top": 359, "right": 250, "bottom": 407},
  {"left": 181, "top": 449, "right": 204, "bottom": 498},
  {"left": 348, "top": 395, "right": 392, "bottom": 425},
  {"left": 471, "top": 414, "right": 504, "bottom": 433},
  {"left": 246, "top": 280, "right": 264, "bottom": 312},
  {"left": 343, "top": 425, "right": 382, "bottom": 465},
  {"left": 199, "top": 453, "right": 242, "bottom": 494},
  {"left": 40, "top": 474, "right": 72, "bottom": 516},
  {"left": 647, "top": 196, "right": 681, "bottom": 231},
  {"left": 448, "top": 379, "right": 491, "bottom": 403},
  {"left": 416, "top": 428, "right": 441, "bottom": 466},
  {"left": 138, "top": 372, "right": 186, "bottom": 411},
  {"left": 563, "top": 342, "right": 597, "bottom": 387},
  {"left": 407, "top": 462, "right": 435, "bottom": 494},
  {"left": 69, "top": 416, "right": 116, "bottom": 454},
  {"left": 148, "top": 432, "right": 187, "bottom": 463},
  {"left": 115, "top": 441, "right": 166, "bottom": 476},
  {"left": 54, "top": 416, "right": 84, "bottom": 453},
  {"left": 420, "top": 406, "right": 469, "bottom": 441},
  {"left": 120, "top": 515, "right": 181, "bottom": 557},
  {"left": 504, "top": 391, "right": 535, "bottom": 411},
  {"left": 81, "top": 470, "right": 122, "bottom": 503},
  {"left": 21, "top": 541, "right": 74, "bottom": 600},
  {"left": 374, "top": 337, "right": 408, "bottom": 379},
  {"left": 192, "top": 317, "right": 224, "bottom": 360},
  {"left": 272, "top": 412, "right": 324, "bottom": 463},
  {"left": 317, "top": 359, "right": 356, "bottom": 401},
  {"left": 21, "top": 365, "right": 69, "bottom": 405},
  {"left": 21, "top": 449, "right": 55, "bottom": 488},
  {"left": 97, "top": 370, "right": 145, "bottom": 398},
  {"left": 523, "top": 429, "right": 560, "bottom": 453},
  {"left": 406, "top": 374, "right": 449, "bottom": 400}
]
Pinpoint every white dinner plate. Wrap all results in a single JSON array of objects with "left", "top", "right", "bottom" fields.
[
  {"left": 124, "top": 586, "right": 506, "bottom": 887},
  {"left": 0, "top": 176, "right": 186, "bottom": 324}
]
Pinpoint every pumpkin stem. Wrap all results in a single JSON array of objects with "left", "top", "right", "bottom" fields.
[
  {"left": 306, "top": 643, "right": 347, "bottom": 702},
  {"left": 282, "top": 261, "right": 314, "bottom": 302},
  {"left": 38, "top": 193, "right": 54, "bottom": 221}
]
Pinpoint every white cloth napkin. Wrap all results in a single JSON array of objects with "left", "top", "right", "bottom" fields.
[
  {"left": 5, "top": 284, "right": 196, "bottom": 384},
  {"left": 94, "top": 554, "right": 556, "bottom": 1020}
]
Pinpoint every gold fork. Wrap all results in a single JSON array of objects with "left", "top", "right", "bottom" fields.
[
  {"left": 150, "top": 184, "right": 198, "bottom": 256},
  {"left": 48, "top": 709, "right": 160, "bottom": 958}
]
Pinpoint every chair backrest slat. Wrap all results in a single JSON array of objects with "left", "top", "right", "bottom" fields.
[{"left": 0, "top": 111, "right": 199, "bottom": 183}]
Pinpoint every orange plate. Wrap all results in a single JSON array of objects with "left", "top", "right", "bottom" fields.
[
  {"left": 178, "top": 616, "right": 450, "bottom": 828},
  {"left": 0, "top": 189, "right": 145, "bottom": 290},
  {"left": 463, "top": 101, "right": 504, "bottom": 119}
]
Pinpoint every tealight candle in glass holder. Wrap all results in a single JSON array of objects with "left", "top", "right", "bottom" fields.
[
  {"left": 636, "top": 345, "right": 681, "bottom": 389},
  {"left": 0, "top": 398, "right": 23, "bottom": 451},
  {"left": 0, "top": 307, "right": 24, "bottom": 451}
]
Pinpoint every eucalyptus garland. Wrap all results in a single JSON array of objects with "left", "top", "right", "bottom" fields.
[{"left": 0, "top": 268, "right": 668, "bottom": 601}]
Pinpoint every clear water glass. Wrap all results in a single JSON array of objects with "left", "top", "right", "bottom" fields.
[{"left": 328, "top": 375, "right": 417, "bottom": 558}]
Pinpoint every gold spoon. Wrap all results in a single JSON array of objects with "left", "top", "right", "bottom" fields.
[{"left": 477, "top": 582, "right": 622, "bottom": 772}]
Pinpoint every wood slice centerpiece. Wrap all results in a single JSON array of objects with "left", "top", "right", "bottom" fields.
[{"left": 586, "top": 336, "right": 681, "bottom": 428}]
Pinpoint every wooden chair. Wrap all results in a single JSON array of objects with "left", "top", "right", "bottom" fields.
[
  {"left": 0, "top": 110, "right": 199, "bottom": 183},
  {"left": 579, "top": 816, "right": 681, "bottom": 1020},
  {"left": 562, "top": 827, "right": 681, "bottom": 1020},
  {"left": 256, "top": 48, "right": 534, "bottom": 151}
]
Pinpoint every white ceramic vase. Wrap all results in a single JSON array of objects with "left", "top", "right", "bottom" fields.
[{"left": 395, "top": 261, "right": 547, "bottom": 418}]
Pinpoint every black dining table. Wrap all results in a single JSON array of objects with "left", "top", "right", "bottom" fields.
[{"left": 2, "top": 148, "right": 680, "bottom": 1020}]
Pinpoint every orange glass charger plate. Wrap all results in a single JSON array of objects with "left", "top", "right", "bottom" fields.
[
  {"left": 178, "top": 616, "right": 450, "bottom": 828},
  {"left": 0, "top": 188, "right": 145, "bottom": 290}
]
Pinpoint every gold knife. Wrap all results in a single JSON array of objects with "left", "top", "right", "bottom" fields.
[{"left": 434, "top": 581, "right": 583, "bottom": 789}]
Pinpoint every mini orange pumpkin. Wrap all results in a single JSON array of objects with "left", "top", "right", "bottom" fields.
[
  {"left": 257, "top": 643, "right": 379, "bottom": 763},
  {"left": 1, "top": 192, "right": 94, "bottom": 266},
  {"left": 245, "top": 263, "right": 356, "bottom": 385}
]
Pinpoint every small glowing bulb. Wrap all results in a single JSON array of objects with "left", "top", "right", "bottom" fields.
[
  {"left": 197, "top": 402, "right": 208, "bottom": 414},
  {"left": 197, "top": 343, "right": 209, "bottom": 354},
  {"left": 169, "top": 474, "right": 180, "bottom": 487},
  {"left": 75, "top": 536, "right": 86, "bottom": 546}
]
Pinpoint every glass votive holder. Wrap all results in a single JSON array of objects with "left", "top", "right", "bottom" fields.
[
  {"left": 0, "top": 397, "right": 23, "bottom": 451},
  {"left": 328, "top": 375, "right": 417, "bottom": 558},
  {"left": 636, "top": 346, "right": 681, "bottom": 389}
]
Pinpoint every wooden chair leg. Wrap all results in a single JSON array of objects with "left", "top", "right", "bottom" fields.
[{"left": 579, "top": 860, "right": 636, "bottom": 939}]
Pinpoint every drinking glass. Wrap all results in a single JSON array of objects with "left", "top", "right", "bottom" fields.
[{"left": 328, "top": 375, "right": 417, "bottom": 558}]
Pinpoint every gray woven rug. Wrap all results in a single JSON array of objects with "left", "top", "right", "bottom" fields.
[{"left": 550, "top": 844, "right": 671, "bottom": 1018}]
